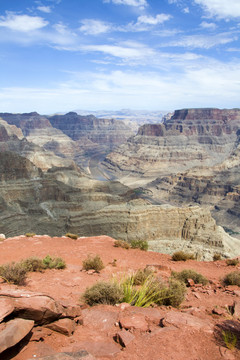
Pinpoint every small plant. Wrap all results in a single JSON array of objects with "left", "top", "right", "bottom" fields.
[
  {"left": 114, "top": 240, "right": 130, "bottom": 249},
  {"left": 130, "top": 239, "right": 148, "bottom": 251},
  {"left": 172, "top": 251, "right": 195, "bottom": 261},
  {"left": 82, "top": 254, "right": 104, "bottom": 272},
  {"left": 223, "top": 271, "right": 240, "bottom": 287},
  {"left": 172, "top": 269, "right": 208, "bottom": 286},
  {"left": 21, "top": 257, "right": 45, "bottom": 272},
  {"left": 131, "top": 268, "right": 154, "bottom": 285},
  {"left": 163, "top": 278, "right": 187, "bottom": 307},
  {"left": 0, "top": 262, "right": 27, "bottom": 285},
  {"left": 83, "top": 281, "right": 123, "bottom": 306},
  {"left": 222, "top": 330, "right": 237, "bottom": 350},
  {"left": 213, "top": 253, "right": 222, "bottom": 261},
  {"left": 25, "top": 233, "right": 36, "bottom": 237},
  {"left": 65, "top": 233, "right": 78, "bottom": 240},
  {"left": 42, "top": 255, "right": 66, "bottom": 269},
  {"left": 226, "top": 259, "right": 239, "bottom": 266}
]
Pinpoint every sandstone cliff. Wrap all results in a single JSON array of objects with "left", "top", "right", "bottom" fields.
[{"left": 102, "top": 108, "right": 240, "bottom": 181}]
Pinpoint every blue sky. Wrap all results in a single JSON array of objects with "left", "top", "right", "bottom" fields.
[{"left": 0, "top": 0, "right": 240, "bottom": 114}]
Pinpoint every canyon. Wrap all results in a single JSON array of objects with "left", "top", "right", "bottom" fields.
[{"left": 0, "top": 108, "right": 239, "bottom": 259}]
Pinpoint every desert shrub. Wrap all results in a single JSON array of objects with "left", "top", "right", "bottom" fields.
[
  {"left": 131, "top": 268, "right": 154, "bottom": 285},
  {"left": 42, "top": 255, "right": 66, "bottom": 269},
  {"left": 162, "top": 278, "right": 187, "bottom": 307},
  {"left": 114, "top": 240, "right": 130, "bottom": 249},
  {"left": 172, "top": 251, "right": 195, "bottom": 261},
  {"left": 213, "top": 253, "right": 222, "bottom": 261},
  {"left": 130, "top": 239, "right": 148, "bottom": 251},
  {"left": 25, "top": 233, "right": 36, "bottom": 237},
  {"left": 223, "top": 271, "right": 240, "bottom": 287},
  {"left": 222, "top": 330, "right": 237, "bottom": 350},
  {"left": 65, "top": 233, "right": 78, "bottom": 240},
  {"left": 21, "top": 257, "right": 45, "bottom": 272},
  {"left": 171, "top": 269, "right": 208, "bottom": 286},
  {"left": 83, "top": 281, "right": 123, "bottom": 306},
  {"left": 0, "top": 262, "right": 27, "bottom": 285},
  {"left": 226, "top": 259, "right": 239, "bottom": 266},
  {"left": 82, "top": 254, "right": 104, "bottom": 272}
]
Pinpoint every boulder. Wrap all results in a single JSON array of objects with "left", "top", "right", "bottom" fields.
[
  {"left": 45, "top": 319, "right": 76, "bottom": 336},
  {"left": 162, "top": 311, "right": 213, "bottom": 332},
  {"left": 0, "top": 234, "right": 5, "bottom": 240},
  {"left": 0, "top": 298, "right": 14, "bottom": 322},
  {"left": 0, "top": 318, "right": 34, "bottom": 354},
  {"left": 119, "top": 313, "right": 149, "bottom": 332},
  {"left": 115, "top": 329, "right": 135, "bottom": 347}
]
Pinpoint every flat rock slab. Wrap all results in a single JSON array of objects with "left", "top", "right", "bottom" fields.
[
  {"left": 45, "top": 318, "right": 76, "bottom": 336},
  {"left": 79, "top": 341, "right": 121, "bottom": 358},
  {"left": 162, "top": 311, "right": 213, "bottom": 332},
  {"left": 82, "top": 306, "right": 119, "bottom": 331},
  {"left": 0, "top": 297, "right": 14, "bottom": 322},
  {"left": 119, "top": 313, "right": 149, "bottom": 332},
  {"left": 116, "top": 329, "right": 135, "bottom": 347},
  {"left": 0, "top": 318, "right": 34, "bottom": 354},
  {"left": 28, "top": 351, "right": 96, "bottom": 360}
]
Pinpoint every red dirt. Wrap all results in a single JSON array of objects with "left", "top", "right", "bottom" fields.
[{"left": 0, "top": 235, "right": 240, "bottom": 360}]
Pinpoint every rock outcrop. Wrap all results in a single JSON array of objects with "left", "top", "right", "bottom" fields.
[{"left": 102, "top": 108, "right": 240, "bottom": 181}]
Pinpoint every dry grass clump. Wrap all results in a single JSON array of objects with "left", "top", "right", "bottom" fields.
[
  {"left": 65, "top": 233, "right": 78, "bottom": 240},
  {"left": 226, "top": 259, "right": 239, "bottom": 266},
  {"left": 42, "top": 255, "right": 66, "bottom": 269},
  {"left": 0, "top": 262, "right": 27, "bottom": 285},
  {"left": 21, "top": 257, "right": 45, "bottom": 272},
  {"left": 82, "top": 254, "right": 104, "bottom": 272},
  {"left": 114, "top": 240, "right": 130, "bottom": 249},
  {"left": 172, "top": 251, "right": 195, "bottom": 261},
  {"left": 223, "top": 271, "right": 240, "bottom": 287},
  {"left": 83, "top": 282, "right": 123, "bottom": 306},
  {"left": 213, "top": 253, "right": 222, "bottom": 261},
  {"left": 131, "top": 268, "right": 154, "bottom": 285},
  {"left": 130, "top": 239, "right": 148, "bottom": 251},
  {"left": 25, "top": 233, "right": 36, "bottom": 237},
  {"left": 172, "top": 269, "right": 208, "bottom": 286}
]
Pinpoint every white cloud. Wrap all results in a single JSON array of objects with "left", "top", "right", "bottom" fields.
[
  {"left": 194, "top": 0, "right": 240, "bottom": 19},
  {"left": 79, "top": 19, "right": 111, "bottom": 35},
  {"left": 169, "top": 33, "right": 237, "bottom": 49},
  {"left": 37, "top": 6, "right": 52, "bottom": 13},
  {"left": 200, "top": 21, "right": 217, "bottom": 30},
  {"left": 0, "top": 12, "right": 48, "bottom": 32},
  {"left": 103, "top": 0, "right": 148, "bottom": 8},
  {"left": 137, "top": 14, "right": 171, "bottom": 25},
  {"left": 183, "top": 7, "right": 189, "bottom": 14}
]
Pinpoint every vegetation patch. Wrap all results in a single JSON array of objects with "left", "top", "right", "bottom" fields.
[
  {"left": 172, "top": 269, "right": 208, "bottom": 286},
  {"left": 25, "top": 233, "right": 36, "bottom": 237},
  {"left": 42, "top": 255, "right": 66, "bottom": 269},
  {"left": 114, "top": 240, "right": 130, "bottom": 249},
  {"left": 226, "top": 259, "right": 239, "bottom": 266},
  {"left": 213, "top": 253, "right": 222, "bottom": 261},
  {"left": 223, "top": 271, "right": 240, "bottom": 287},
  {"left": 65, "top": 233, "right": 78, "bottom": 240},
  {"left": 0, "top": 262, "right": 27, "bottom": 285},
  {"left": 82, "top": 254, "right": 104, "bottom": 272},
  {"left": 21, "top": 257, "right": 45, "bottom": 272},
  {"left": 222, "top": 330, "right": 237, "bottom": 350},
  {"left": 130, "top": 239, "right": 148, "bottom": 251},
  {"left": 131, "top": 268, "right": 154, "bottom": 285},
  {"left": 172, "top": 251, "right": 195, "bottom": 261},
  {"left": 83, "top": 282, "right": 123, "bottom": 306}
]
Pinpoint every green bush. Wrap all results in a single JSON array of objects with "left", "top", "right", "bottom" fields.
[
  {"left": 130, "top": 240, "right": 148, "bottom": 251},
  {"left": 42, "top": 255, "right": 66, "bottom": 269},
  {"left": 83, "top": 282, "right": 123, "bottom": 306},
  {"left": 0, "top": 262, "right": 27, "bottom": 285},
  {"left": 213, "top": 253, "right": 222, "bottom": 261},
  {"left": 21, "top": 257, "right": 45, "bottom": 272},
  {"left": 163, "top": 278, "right": 187, "bottom": 307},
  {"left": 65, "top": 233, "right": 78, "bottom": 240},
  {"left": 82, "top": 254, "right": 104, "bottom": 272},
  {"left": 25, "top": 233, "right": 36, "bottom": 237},
  {"left": 131, "top": 268, "right": 154, "bottom": 285},
  {"left": 223, "top": 271, "right": 240, "bottom": 286},
  {"left": 171, "top": 269, "right": 208, "bottom": 286},
  {"left": 226, "top": 259, "right": 239, "bottom": 266},
  {"left": 172, "top": 251, "right": 195, "bottom": 261},
  {"left": 114, "top": 240, "right": 130, "bottom": 249}
]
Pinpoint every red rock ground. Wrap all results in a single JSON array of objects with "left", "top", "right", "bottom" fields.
[{"left": 0, "top": 235, "right": 240, "bottom": 360}]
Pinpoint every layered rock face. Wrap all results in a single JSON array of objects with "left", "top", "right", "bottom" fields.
[{"left": 103, "top": 108, "right": 240, "bottom": 180}]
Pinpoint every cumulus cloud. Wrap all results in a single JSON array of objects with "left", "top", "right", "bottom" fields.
[
  {"left": 200, "top": 21, "right": 217, "bottom": 30},
  {"left": 194, "top": 0, "right": 240, "bottom": 19},
  {"left": 137, "top": 14, "right": 171, "bottom": 25},
  {"left": 0, "top": 12, "right": 48, "bottom": 32},
  {"left": 37, "top": 6, "right": 52, "bottom": 13},
  {"left": 103, "top": 0, "right": 148, "bottom": 8},
  {"left": 79, "top": 19, "right": 111, "bottom": 35}
]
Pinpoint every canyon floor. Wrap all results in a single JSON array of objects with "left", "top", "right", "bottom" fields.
[{"left": 0, "top": 235, "right": 240, "bottom": 360}]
